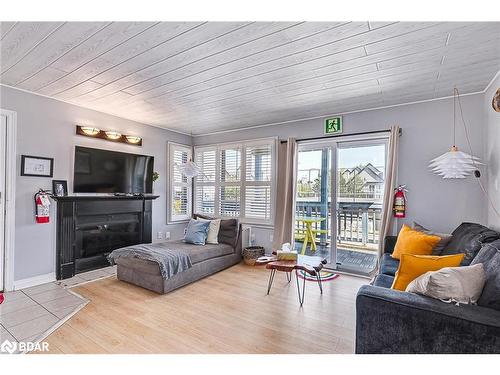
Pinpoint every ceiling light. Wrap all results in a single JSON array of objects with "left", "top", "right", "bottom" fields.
[
  {"left": 428, "top": 88, "right": 483, "bottom": 179},
  {"left": 178, "top": 160, "right": 200, "bottom": 178},
  {"left": 125, "top": 135, "right": 142, "bottom": 144},
  {"left": 80, "top": 126, "right": 100, "bottom": 136},
  {"left": 105, "top": 131, "right": 122, "bottom": 140}
]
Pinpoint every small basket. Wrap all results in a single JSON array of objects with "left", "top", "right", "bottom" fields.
[{"left": 243, "top": 246, "right": 265, "bottom": 265}]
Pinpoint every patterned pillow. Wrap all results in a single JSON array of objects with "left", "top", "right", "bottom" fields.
[{"left": 184, "top": 219, "right": 210, "bottom": 245}]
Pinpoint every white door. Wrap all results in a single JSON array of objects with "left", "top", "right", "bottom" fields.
[{"left": 0, "top": 114, "right": 6, "bottom": 291}]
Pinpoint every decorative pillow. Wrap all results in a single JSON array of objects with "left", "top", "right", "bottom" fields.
[
  {"left": 412, "top": 222, "right": 452, "bottom": 255},
  {"left": 197, "top": 218, "right": 221, "bottom": 244},
  {"left": 194, "top": 214, "right": 239, "bottom": 247},
  {"left": 470, "top": 239, "right": 500, "bottom": 311},
  {"left": 184, "top": 219, "right": 210, "bottom": 245},
  {"left": 391, "top": 253, "right": 464, "bottom": 291},
  {"left": 440, "top": 222, "right": 500, "bottom": 265},
  {"left": 391, "top": 224, "right": 441, "bottom": 260},
  {"left": 406, "top": 263, "right": 486, "bottom": 304}
]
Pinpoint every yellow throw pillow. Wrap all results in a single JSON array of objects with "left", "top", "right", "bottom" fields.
[
  {"left": 391, "top": 253, "right": 465, "bottom": 291},
  {"left": 392, "top": 224, "right": 441, "bottom": 260}
]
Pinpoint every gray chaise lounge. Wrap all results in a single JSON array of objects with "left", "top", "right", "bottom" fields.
[{"left": 114, "top": 216, "right": 242, "bottom": 294}]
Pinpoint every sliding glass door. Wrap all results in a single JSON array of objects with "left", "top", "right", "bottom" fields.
[{"left": 294, "top": 136, "right": 387, "bottom": 276}]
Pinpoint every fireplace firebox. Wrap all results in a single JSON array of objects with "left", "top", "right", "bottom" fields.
[{"left": 53, "top": 195, "right": 159, "bottom": 279}]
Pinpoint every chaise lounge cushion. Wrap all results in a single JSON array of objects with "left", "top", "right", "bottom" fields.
[
  {"left": 440, "top": 222, "right": 500, "bottom": 265},
  {"left": 471, "top": 239, "right": 500, "bottom": 311},
  {"left": 114, "top": 240, "right": 235, "bottom": 274},
  {"left": 380, "top": 253, "right": 400, "bottom": 276}
]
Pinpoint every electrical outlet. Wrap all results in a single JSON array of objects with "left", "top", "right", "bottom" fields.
[
  {"left": 165, "top": 231, "right": 171, "bottom": 240},
  {"left": 157, "top": 231, "right": 164, "bottom": 240}
]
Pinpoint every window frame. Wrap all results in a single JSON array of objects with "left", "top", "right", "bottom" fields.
[
  {"left": 167, "top": 142, "right": 193, "bottom": 224},
  {"left": 194, "top": 137, "right": 277, "bottom": 225}
]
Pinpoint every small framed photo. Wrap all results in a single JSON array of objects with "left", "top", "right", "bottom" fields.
[
  {"left": 52, "top": 180, "right": 68, "bottom": 197},
  {"left": 21, "top": 155, "right": 54, "bottom": 177}
]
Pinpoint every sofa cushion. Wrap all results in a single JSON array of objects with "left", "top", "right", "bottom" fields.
[
  {"left": 372, "top": 274, "right": 395, "bottom": 288},
  {"left": 413, "top": 222, "right": 452, "bottom": 255},
  {"left": 184, "top": 219, "right": 210, "bottom": 245},
  {"left": 406, "top": 263, "right": 486, "bottom": 304},
  {"left": 380, "top": 253, "right": 400, "bottom": 276},
  {"left": 392, "top": 253, "right": 464, "bottom": 291},
  {"left": 471, "top": 239, "right": 500, "bottom": 311},
  {"left": 194, "top": 214, "right": 239, "bottom": 247},
  {"left": 440, "top": 222, "right": 500, "bottom": 265},
  {"left": 392, "top": 224, "right": 441, "bottom": 260}
]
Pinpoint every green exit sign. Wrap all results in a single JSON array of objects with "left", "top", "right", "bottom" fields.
[{"left": 324, "top": 116, "right": 342, "bottom": 135}]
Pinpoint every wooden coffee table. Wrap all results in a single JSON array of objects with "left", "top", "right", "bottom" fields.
[{"left": 266, "top": 255, "right": 327, "bottom": 306}]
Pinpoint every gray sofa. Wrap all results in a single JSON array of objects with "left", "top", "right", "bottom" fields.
[
  {"left": 114, "top": 217, "right": 242, "bottom": 294},
  {"left": 356, "top": 222, "right": 500, "bottom": 354}
]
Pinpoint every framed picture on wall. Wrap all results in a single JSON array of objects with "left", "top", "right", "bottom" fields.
[
  {"left": 52, "top": 180, "right": 68, "bottom": 197},
  {"left": 20, "top": 155, "right": 54, "bottom": 177}
]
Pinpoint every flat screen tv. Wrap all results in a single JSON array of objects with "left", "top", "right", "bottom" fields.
[{"left": 73, "top": 146, "right": 154, "bottom": 194}]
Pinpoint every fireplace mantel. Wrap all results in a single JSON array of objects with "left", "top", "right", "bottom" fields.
[{"left": 53, "top": 195, "right": 159, "bottom": 279}]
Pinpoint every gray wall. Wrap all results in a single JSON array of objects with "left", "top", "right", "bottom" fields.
[
  {"left": 0, "top": 85, "right": 191, "bottom": 282},
  {"left": 195, "top": 94, "right": 488, "bottom": 245},
  {"left": 485, "top": 74, "right": 500, "bottom": 230}
]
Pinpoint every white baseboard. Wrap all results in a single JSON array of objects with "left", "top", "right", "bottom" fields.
[{"left": 14, "top": 272, "right": 56, "bottom": 290}]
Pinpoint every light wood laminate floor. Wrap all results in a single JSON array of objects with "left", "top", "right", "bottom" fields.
[{"left": 40, "top": 264, "right": 366, "bottom": 354}]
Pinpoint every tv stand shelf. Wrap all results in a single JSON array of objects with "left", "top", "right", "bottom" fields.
[{"left": 53, "top": 194, "right": 159, "bottom": 279}]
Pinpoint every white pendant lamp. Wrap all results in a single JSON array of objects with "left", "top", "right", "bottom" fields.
[
  {"left": 429, "top": 88, "right": 483, "bottom": 179},
  {"left": 179, "top": 160, "right": 200, "bottom": 178}
]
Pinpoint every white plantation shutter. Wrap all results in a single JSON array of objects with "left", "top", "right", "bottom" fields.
[
  {"left": 245, "top": 142, "right": 273, "bottom": 220},
  {"left": 194, "top": 139, "right": 275, "bottom": 224},
  {"left": 168, "top": 143, "right": 192, "bottom": 222},
  {"left": 194, "top": 148, "right": 217, "bottom": 215},
  {"left": 219, "top": 146, "right": 241, "bottom": 217}
]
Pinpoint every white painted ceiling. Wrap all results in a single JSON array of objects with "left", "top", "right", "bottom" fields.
[{"left": 1, "top": 22, "right": 499, "bottom": 134}]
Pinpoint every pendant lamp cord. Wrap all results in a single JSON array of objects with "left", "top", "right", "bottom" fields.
[
  {"left": 453, "top": 87, "right": 457, "bottom": 147},
  {"left": 455, "top": 88, "right": 500, "bottom": 219}
]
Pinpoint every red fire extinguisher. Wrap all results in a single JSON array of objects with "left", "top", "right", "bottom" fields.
[
  {"left": 393, "top": 185, "right": 407, "bottom": 218},
  {"left": 34, "top": 189, "right": 51, "bottom": 224}
]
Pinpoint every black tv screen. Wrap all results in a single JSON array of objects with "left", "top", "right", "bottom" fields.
[{"left": 74, "top": 146, "right": 154, "bottom": 194}]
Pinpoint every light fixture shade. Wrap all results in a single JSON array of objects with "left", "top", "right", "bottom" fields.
[
  {"left": 105, "top": 131, "right": 122, "bottom": 140},
  {"left": 429, "top": 146, "right": 482, "bottom": 179},
  {"left": 179, "top": 160, "right": 200, "bottom": 178},
  {"left": 125, "top": 135, "right": 142, "bottom": 144},
  {"left": 80, "top": 126, "right": 100, "bottom": 136}
]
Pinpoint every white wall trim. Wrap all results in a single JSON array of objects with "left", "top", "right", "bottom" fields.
[
  {"left": 0, "top": 83, "right": 192, "bottom": 137},
  {"left": 1, "top": 108, "right": 17, "bottom": 292},
  {"left": 13, "top": 272, "right": 56, "bottom": 291},
  {"left": 193, "top": 90, "right": 484, "bottom": 138}
]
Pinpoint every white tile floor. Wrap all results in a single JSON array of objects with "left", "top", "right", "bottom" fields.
[{"left": 0, "top": 265, "right": 116, "bottom": 354}]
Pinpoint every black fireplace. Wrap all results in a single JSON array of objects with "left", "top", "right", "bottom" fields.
[{"left": 53, "top": 195, "right": 158, "bottom": 279}]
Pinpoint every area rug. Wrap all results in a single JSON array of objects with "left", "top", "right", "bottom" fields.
[{"left": 297, "top": 270, "right": 340, "bottom": 282}]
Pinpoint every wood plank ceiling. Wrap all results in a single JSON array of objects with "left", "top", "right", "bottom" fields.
[{"left": 1, "top": 22, "right": 499, "bottom": 134}]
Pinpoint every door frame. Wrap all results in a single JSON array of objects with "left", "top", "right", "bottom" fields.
[
  {"left": 297, "top": 132, "right": 390, "bottom": 269},
  {"left": 1, "top": 109, "right": 17, "bottom": 292}
]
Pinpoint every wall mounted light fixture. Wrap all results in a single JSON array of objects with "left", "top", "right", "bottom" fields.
[
  {"left": 105, "top": 130, "right": 122, "bottom": 140},
  {"left": 80, "top": 126, "right": 100, "bottom": 136},
  {"left": 76, "top": 125, "right": 143, "bottom": 146},
  {"left": 125, "top": 135, "right": 142, "bottom": 144}
]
